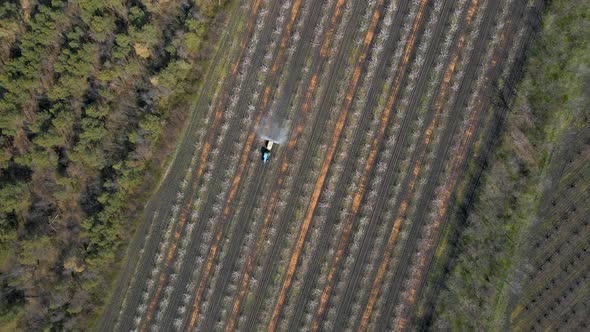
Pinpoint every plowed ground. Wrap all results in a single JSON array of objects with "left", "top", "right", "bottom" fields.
[{"left": 98, "top": 0, "right": 543, "bottom": 330}]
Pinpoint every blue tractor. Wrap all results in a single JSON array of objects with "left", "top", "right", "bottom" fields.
[{"left": 261, "top": 140, "right": 274, "bottom": 163}]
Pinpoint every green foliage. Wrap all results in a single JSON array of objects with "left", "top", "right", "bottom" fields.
[
  {"left": 0, "top": 3, "right": 22, "bottom": 60},
  {"left": 0, "top": 304, "right": 24, "bottom": 332},
  {"left": 129, "top": 6, "right": 147, "bottom": 28},
  {"left": 18, "top": 236, "right": 57, "bottom": 267},
  {"left": 139, "top": 114, "right": 163, "bottom": 142},
  {"left": 431, "top": 0, "right": 590, "bottom": 329},
  {"left": 52, "top": 108, "right": 75, "bottom": 137},
  {"left": 112, "top": 34, "right": 131, "bottom": 59},
  {"left": 33, "top": 130, "right": 66, "bottom": 149},
  {"left": 88, "top": 14, "right": 115, "bottom": 42},
  {"left": 0, "top": 150, "right": 9, "bottom": 170},
  {"left": 184, "top": 18, "right": 208, "bottom": 56},
  {"left": 0, "top": 182, "right": 30, "bottom": 219},
  {"left": 80, "top": 118, "right": 108, "bottom": 143},
  {"left": 70, "top": 144, "right": 106, "bottom": 170},
  {"left": 0, "top": 0, "right": 227, "bottom": 329},
  {"left": 130, "top": 23, "right": 159, "bottom": 49},
  {"left": 13, "top": 152, "right": 33, "bottom": 168},
  {"left": 85, "top": 104, "right": 110, "bottom": 119},
  {"left": 154, "top": 59, "right": 192, "bottom": 100},
  {"left": 27, "top": 111, "right": 52, "bottom": 134}
]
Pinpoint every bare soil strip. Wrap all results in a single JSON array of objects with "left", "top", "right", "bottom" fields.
[
  {"left": 327, "top": 1, "right": 461, "bottom": 330},
  {"left": 234, "top": 1, "right": 368, "bottom": 330},
  {"left": 99, "top": 0, "right": 546, "bottom": 329},
  {"left": 196, "top": 1, "right": 328, "bottom": 329},
  {"left": 283, "top": 1, "right": 418, "bottom": 329},
  {"left": 356, "top": 0, "right": 487, "bottom": 329},
  {"left": 182, "top": 0, "right": 309, "bottom": 330},
  {"left": 102, "top": 1, "right": 265, "bottom": 330}
]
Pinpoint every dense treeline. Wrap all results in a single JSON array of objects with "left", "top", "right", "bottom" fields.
[
  {"left": 429, "top": 0, "right": 589, "bottom": 329},
  {"left": 0, "top": 0, "right": 227, "bottom": 329}
]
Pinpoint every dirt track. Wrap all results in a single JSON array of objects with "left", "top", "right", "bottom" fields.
[{"left": 98, "top": 0, "right": 543, "bottom": 330}]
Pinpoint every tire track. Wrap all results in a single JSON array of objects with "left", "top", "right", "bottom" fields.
[
  {"left": 217, "top": 0, "right": 305, "bottom": 222},
  {"left": 182, "top": 0, "right": 307, "bottom": 330},
  {"left": 160, "top": 2, "right": 292, "bottom": 327},
  {"left": 300, "top": 0, "right": 468, "bottom": 321},
  {"left": 265, "top": 1, "right": 387, "bottom": 329},
  {"left": 385, "top": 0, "right": 518, "bottom": 329},
  {"left": 167, "top": 1, "right": 295, "bottom": 326},
  {"left": 383, "top": 2, "right": 512, "bottom": 328},
  {"left": 327, "top": 1, "right": 459, "bottom": 330},
  {"left": 240, "top": 0, "right": 373, "bottom": 329},
  {"left": 197, "top": 0, "right": 326, "bottom": 329},
  {"left": 282, "top": 0, "right": 415, "bottom": 329},
  {"left": 112, "top": 209, "right": 160, "bottom": 331},
  {"left": 377, "top": 3, "right": 492, "bottom": 327},
  {"left": 149, "top": 82, "right": 228, "bottom": 329},
  {"left": 101, "top": 0, "right": 548, "bottom": 329},
  {"left": 303, "top": 1, "right": 430, "bottom": 330},
  {"left": 135, "top": 1, "right": 275, "bottom": 330},
  {"left": 414, "top": 3, "right": 548, "bottom": 324},
  {"left": 104, "top": 2, "right": 245, "bottom": 328},
  {"left": 240, "top": 2, "right": 373, "bottom": 328},
  {"left": 355, "top": 0, "right": 483, "bottom": 330},
  {"left": 222, "top": 0, "right": 354, "bottom": 330}
]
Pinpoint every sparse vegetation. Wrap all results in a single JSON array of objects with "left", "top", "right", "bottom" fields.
[{"left": 422, "top": 0, "right": 589, "bottom": 329}]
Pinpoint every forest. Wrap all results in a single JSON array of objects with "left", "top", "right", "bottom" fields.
[{"left": 0, "top": 0, "right": 227, "bottom": 329}]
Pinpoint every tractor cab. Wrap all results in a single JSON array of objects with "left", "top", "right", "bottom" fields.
[
  {"left": 262, "top": 150, "right": 270, "bottom": 162},
  {"left": 261, "top": 140, "right": 274, "bottom": 163}
]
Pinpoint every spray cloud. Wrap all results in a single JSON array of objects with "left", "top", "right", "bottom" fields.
[{"left": 258, "top": 113, "right": 289, "bottom": 144}]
